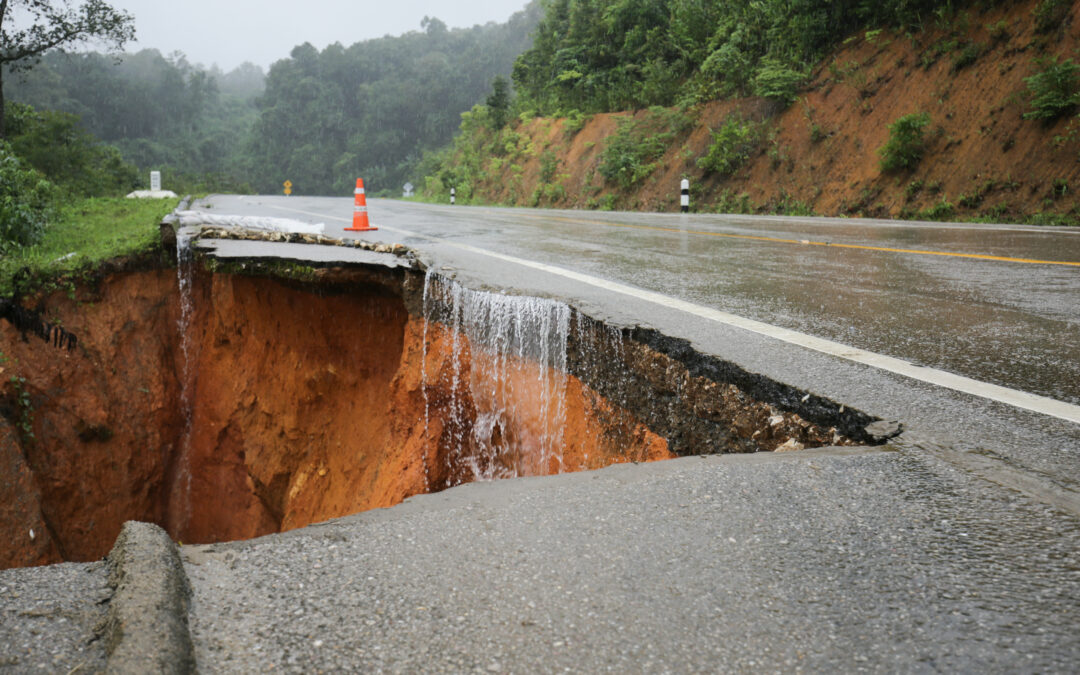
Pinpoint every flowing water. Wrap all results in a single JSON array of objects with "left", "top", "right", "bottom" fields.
[
  {"left": 422, "top": 271, "right": 572, "bottom": 485},
  {"left": 170, "top": 226, "right": 198, "bottom": 533},
  {"left": 420, "top": 271, "right": 434, "bottom": 487}
]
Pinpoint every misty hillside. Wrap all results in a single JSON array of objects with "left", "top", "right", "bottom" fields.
[{"left": 3, "top": 2, "right": 542, "bottom": 195}]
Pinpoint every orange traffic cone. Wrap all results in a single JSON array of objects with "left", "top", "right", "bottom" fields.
[{"left": 345, "top": 178, "right": 377, "bottom": 231}]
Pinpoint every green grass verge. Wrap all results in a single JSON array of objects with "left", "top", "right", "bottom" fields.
[{"left": 1, "top": 196, "right": 179, "bottom": 296}]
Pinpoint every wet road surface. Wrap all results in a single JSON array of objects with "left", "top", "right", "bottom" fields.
[
  {"left": 183, "top": 448, "right": 1080, "bottom": 673},
  {"left": 156, "top": 195, "right": 1080, "bottom": 671},
  {"left": 406, "top": 205, "right": 1080, "bottom": 407},
  {"left": 215, "top": 197, "right": 1080, "bottom": 406},
  {"left": 197, "top": 197, "right": 1080, "bottom": 479}
]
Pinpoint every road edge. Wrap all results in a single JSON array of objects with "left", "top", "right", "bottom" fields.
[{"left": 102, "top": 521, "right": 196, "bottom": 673}]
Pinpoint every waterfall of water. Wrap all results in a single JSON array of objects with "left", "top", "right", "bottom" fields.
[
  {"left": 171, "top": 226, "right": 198, "bottom": 533},
  {"left": 419, "top": 270, "right": 434, "bottom": 489},
  {"left": 421, "top": 273, "right": 571, "bottom": 485},
  {"left": 446, "top": 282, "right": 466, "bottom": 485},
  {"left": 176, "top": 228, "right": 195, "bottom": 399}
]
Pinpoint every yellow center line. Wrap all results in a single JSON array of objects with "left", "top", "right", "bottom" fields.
[{"left": 528, "top": 214, "right": 1080, "bottom": 267}]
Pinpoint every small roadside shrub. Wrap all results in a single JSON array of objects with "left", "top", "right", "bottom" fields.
[
  {"left": 562, "top": 110, "right": 591, "bottom": 138},
  {"left": 951, "top": 43, "right": 984, "bottom": 72},
  {"left": 697, "top": 116, "right": 762, "bottom": 177},
  {"left": 878, "top": 112, "right": 931, "bottom": 172},
  {"left": 1033, "top": 0, "right": 1069, "bottom": 34},
  {"left": 1023, "top": 57, "right": 1080, "bottom": 121},
  {"left": 713, "top": 190, "right": 754, "bottom": 215},
  {"left": 1051, "top": 178, "right": 1068, "bottom": 199},
  {"left": 920, "top": 198, "right": 956, "bottom": 221},
  {"left": 957, "top": 192, "right": 982, "bottom": 209},
  {"left": 986, "top": 20, "right": 1010, "bottom": 44},
  {"left": 599, "top": 107, "right": 691, "bottom": 188},
  {"left": 539, "top": 151, "right": 559, "bottom": 183},
  {"left": 753, "top": 59, "right": 806, "bottom": 107},
  {"left": 0, "top": 141, "right": 56, "bottom": 253}
]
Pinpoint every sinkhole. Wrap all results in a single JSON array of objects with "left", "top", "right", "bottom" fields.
[{"left": 0, "top": 232, "right": 894, "bottom": 570}]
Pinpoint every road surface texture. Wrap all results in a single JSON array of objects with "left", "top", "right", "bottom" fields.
[
  {"left": 183, "top": 448, "right": 1078, "bottom": 672},
  {"left": 2, "top": 197, "right": 1077, "bottom": 672},
  {"left": 210, "top": 197, "right": 1080, "bottom": 500}
]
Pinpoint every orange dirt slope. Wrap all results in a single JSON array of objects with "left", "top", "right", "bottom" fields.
[
  {"left": 464, "top": 0, "right": 1079, "bottom": 222},
  {"left": 1, "top": 267, "right": 672, "bottom": 568}
]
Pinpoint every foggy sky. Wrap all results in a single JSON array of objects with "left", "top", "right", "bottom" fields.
[{"left": 104, "top": 0, "right": 531, "bottom": 71}]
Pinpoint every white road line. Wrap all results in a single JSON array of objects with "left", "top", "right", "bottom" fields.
[{"left": 268, "top": 202, "right": 1080, "bottom": 426}]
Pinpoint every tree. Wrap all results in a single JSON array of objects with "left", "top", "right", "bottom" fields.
[
  {"left": 5, "top": 101, "right": 138, "bottom": 196},
  {"left": 485, "top": 75, "right": 511, "bottom": 129},
  {"left": 1023, "top": 57, "right": 1080, "bottom": 121},
  {"left": 0, "top": 138, "right": 54, "bottom": 251},
  {"left": 0, "top": 0, "right": 134, "bottom": 137}
]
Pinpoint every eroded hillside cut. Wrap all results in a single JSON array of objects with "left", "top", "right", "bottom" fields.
[{"left": 1, "top": 251, "right": 879, "bottom": 570}]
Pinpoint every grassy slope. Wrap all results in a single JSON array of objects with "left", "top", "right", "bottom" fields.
[{"left": 0, "top": 197, "right": 179, "bottom": 296}]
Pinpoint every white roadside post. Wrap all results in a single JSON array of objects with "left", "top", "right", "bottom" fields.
[
  {"left": 450, "top": 187, "right": 456, "bottom": 205},
  {"left": 150, "top": 171, "right": 162, "bottom": 192},
  {"left": 680, "top": 178, "right": 690, "bottom": 213}
]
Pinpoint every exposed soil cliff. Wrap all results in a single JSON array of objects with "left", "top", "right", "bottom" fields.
[
  {"left": 1, "top": 247, "right": 871, "bottom": 570},
  {"left": 1, "top": 269, "right": 183, "bottom": 569},
  {"left": 456, "top": 0, "right": 1079, "bottom": 223}
]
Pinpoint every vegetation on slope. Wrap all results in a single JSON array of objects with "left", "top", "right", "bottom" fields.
[
  {"left": 0, "top": 197, "right": 178, "bottom": 297},
  {"left": 511, "top": 0, "right": 964, "bottom": 114},
  {"left": 4, "top": 5, "right": 542, "bottom": 196},
  {"left": 423, "top": 0, "right": 1080, "bottom": 225}
]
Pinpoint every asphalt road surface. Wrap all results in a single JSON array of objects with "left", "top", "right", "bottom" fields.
[
  {"left": 197, "top": 196, "right": 1080, "bottom": 498},
  {"left": 6, "top": 197, "right": 1075, "bottom": 672},
  {"left": 184, "top": 196, "right": 1080, "bottom": 669}
]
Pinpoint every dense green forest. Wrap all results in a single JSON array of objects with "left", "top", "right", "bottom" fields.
[
  {"left": 3, "top": 3, "right": 541, "bottom": 199},
  {"left": 5, "top": 49, "right": 260, "bottom": 191},
  {"left": 244, "top": 8, "right": 541, "bottom": 195},
  {"left": 510, "top": 0, "right": 991, "bottom": 114}
]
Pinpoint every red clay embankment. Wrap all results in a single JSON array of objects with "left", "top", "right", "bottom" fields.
[{"left": 1, "top": 265, "right": 672, "bottom": 569}]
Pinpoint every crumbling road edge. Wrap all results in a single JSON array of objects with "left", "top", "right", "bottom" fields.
[{"left": 101, "top": 521, "right": 195, "bottom": 674}]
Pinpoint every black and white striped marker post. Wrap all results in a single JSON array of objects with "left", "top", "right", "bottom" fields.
[
  {"left": 680, "top": 179, "right": 690, "bottom": 213},
  {"left": 450, "top": 187, "right": 456, "bottom": 205}
]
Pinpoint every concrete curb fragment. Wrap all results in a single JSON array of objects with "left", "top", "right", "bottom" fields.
[{"left": 101, "top": 521, "right": 195, "bottom": 674}]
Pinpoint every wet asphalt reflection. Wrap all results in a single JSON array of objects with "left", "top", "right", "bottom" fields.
[
  {"left": 377, "top": 204, "right": 1080, "bottom": 406},
  {"left": 174, "top": 196, "right": 1080, "bottom": 669}
]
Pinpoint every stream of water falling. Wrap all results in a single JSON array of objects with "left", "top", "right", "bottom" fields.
[
  {"left": 421, "top": 271, "right": 571, "bottom": 485},
  {"left": 419, "top": 272, "right": 433, "bottom": 488},
  {"left": 171, "top": 227, "right": 197, "bottom": 532}
]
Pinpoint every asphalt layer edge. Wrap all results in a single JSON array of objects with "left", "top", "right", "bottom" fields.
[
  {"left": 102, "top": 521, "right": 196, "bottom": 674},
  {"left": 281, "top": 445, "right": 894, "bottom": 536}
]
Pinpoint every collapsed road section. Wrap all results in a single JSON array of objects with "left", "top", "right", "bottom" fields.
[{"left": 0, "top": 224, "right": 898, "bottom": 570}]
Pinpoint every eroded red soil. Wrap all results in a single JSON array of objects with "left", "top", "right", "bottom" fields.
[
  {"left": 0, "top": 268, "right": 672, "bottom": 569},
  {"left": 470, "top": 0, "right": 1079, "bottom": 221}
]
